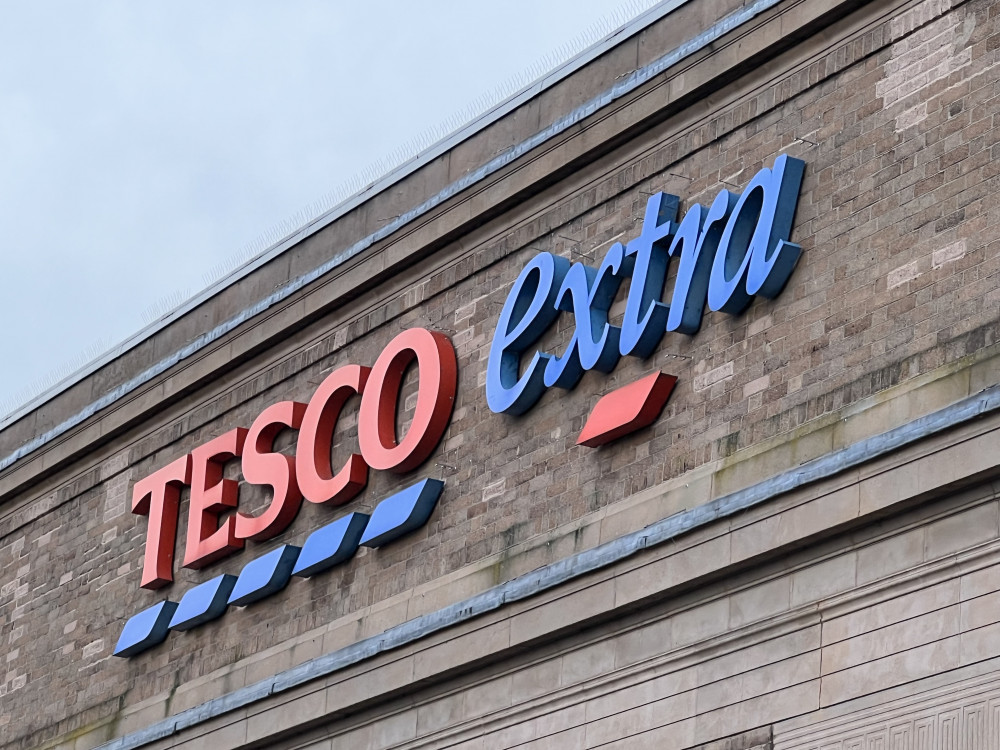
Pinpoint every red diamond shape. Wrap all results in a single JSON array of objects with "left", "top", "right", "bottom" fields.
[{"left": 577, "top": 371, "right": 678, "bottom": 447}]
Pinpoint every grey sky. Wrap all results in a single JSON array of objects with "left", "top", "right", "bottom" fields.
[{"left": 0, "top": 0, "right": 650, "bottom": 415}]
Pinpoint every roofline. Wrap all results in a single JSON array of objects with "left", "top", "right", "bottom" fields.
[
  {"left": 0, "top": 0, "right": 786, "bottom": 474},
  {"left": 0, "top": 0, "right": 688, "bottom": 434}
]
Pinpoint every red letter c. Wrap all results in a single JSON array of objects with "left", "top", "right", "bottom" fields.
[{"left": 296, "top": 364, "right": 370, "bottom": 506}]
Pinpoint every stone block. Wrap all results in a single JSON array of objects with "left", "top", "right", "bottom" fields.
[
  {"left": 463, "top": 674, "right": 513, "bottom": 720},
  {"left": 416, "top": 691, "right": 466, "bottom": 736},
  {"left": 729, "top": 575, "right": 792, "bottom": 629},
  {"left": 613, "top": 616, "right": 673, "bottom": 669},
  {"left": 245, "top": 687, "right": 327, "bottom": 745},
  {"left": 819, "top": 637, "right": 961, "bottom": 707},
  {"left": 924, "top": 501, "right": 999, "bottom": 560},
  {"left": 615, "top": 534, "right": 731, "bottom": 609},
  {"left": 821, "top": 604, "right": 960, "bottom": 674},
  {"left": 960, "top": 560, "right": 1000, "bottom": 601},
  {"left": 511, "top": 659, "right": 563, "bottom": 703},
  {"left": 324, "top": 656, "right": 414, "bottom": 715},
  {"left": 790, "top": 553, "right": 858, "bottom": 608},
  {"left": 856, "top": 526, "right": 925, "bottom": 585},
  {"left": 510, "top": 579, "right": 616, "bottom": 646},
  {"left": 412, "top": 620, "right": 510, "bottom": 682},
  {"left": 370, "top": 708, "right": 418, "bottom": 749},
  {"left": 560, "top": 639, "right": 617, "bottom": 686},
  {"left": 584, "top": 691, "right": 695, "bottom": 748},
  {"left": 960, "top": 589, "right": 1000, "bottom": 633},
  {"left": 672, "top": 598, "right": 731, "bottom": 647},
  {"left": 822, "top": 578, "right": 960, "bottom": 646}
]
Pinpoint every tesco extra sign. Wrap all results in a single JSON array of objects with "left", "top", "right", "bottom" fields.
[{"left": 116, "top": 155, "right": 804, "bottom": 656}]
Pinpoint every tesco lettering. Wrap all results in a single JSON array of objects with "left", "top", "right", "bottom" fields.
[
  {"left": 486, "top": 154, "right": 805, "bottom": 414},
  {"left": 131, "top": 327, "right": 457, "bottom": 590}
]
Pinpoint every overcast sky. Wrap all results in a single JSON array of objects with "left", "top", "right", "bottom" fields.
[{"left": 0, "top": 0, "right": 654, "bottom": 417}]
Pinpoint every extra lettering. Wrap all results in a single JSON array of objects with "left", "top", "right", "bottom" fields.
[{"left": 486, "top": 154, "right": 806, "bottom": 415}]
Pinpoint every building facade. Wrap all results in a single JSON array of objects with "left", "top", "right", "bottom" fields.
[{"left": 3, "top": 0, "right": 1000, "bottom": 747}]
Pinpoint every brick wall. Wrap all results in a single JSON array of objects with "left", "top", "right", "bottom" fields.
[{"left": 3, "top": 0, "right": 1000, "bottom": 746}]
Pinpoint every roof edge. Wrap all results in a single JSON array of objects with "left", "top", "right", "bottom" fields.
[
  {"left": 0, "top": 0, "right": 787, "bottom": 475},
  {"left": 0, "top": 0, "right": 688, "bottom": 433}
]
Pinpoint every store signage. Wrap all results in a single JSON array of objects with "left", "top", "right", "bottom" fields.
[
  {"left": 130, "top": 327, "right": 456, "bottom": 590},
  {"left": 116, "top": 327, "right": 456, "bottom": 656},
  {"left": 486, "top": 154, "right": 805, "bottom": 419},
  {"left": 117, "top": 154, "right": 805, "bottom": 657}
]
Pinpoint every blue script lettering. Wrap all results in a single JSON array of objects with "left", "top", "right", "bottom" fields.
[{"left": 486, "top": 155, "right": 805, "bottom": 415}]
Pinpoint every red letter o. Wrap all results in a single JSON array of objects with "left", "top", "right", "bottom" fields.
[{"left": 358, "top": 328, "right": 457, "bottom": 473}]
